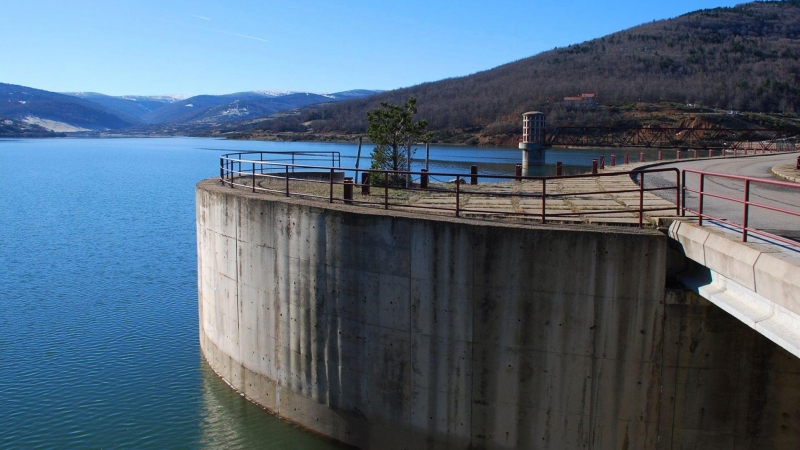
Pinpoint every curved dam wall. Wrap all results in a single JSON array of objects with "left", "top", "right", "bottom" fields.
[{"left": 196, "top": 179, "right": 800, "bottom": 450}]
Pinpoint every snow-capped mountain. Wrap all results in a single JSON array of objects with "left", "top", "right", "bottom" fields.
[{"left": 0, "top": 83, "right": 382, "bottom": 134}]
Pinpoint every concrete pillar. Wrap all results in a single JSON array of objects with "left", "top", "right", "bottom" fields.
[{"left": 520, "top": 143, "right": 545, "bottom": 168}]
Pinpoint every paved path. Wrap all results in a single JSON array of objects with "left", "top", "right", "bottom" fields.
[
  {"left": 635, "top": 153, "right": 800, "bottom": 241},
  {"left": 410, "top": 169, "right": 678, "bottom": 227}
]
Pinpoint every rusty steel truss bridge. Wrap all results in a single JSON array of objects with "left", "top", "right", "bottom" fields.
[{"left": 545, "top": 127, "right": 797, "bottom": 151}]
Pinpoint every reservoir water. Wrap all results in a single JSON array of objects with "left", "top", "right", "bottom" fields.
[{"left": 0, "top": 137, "right": 655, "bottom": 448}]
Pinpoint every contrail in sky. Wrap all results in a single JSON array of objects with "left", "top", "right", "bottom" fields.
[
  {"left": 164, "top": 17, "right": 269, "bottom": 43},
  {"left": 211, "top": 28, "right": 269, "bottom": 42},
  {"left": 189, "top": 14, "right": 212, "bottom": 21}
]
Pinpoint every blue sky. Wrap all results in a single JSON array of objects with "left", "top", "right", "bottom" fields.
[{"left": 0, "top": 0, "right": 745, "bottom": 96}]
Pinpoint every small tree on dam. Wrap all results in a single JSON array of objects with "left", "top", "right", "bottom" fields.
[{"left": 367, "top": 97, "right": 431, "bottom": 186}]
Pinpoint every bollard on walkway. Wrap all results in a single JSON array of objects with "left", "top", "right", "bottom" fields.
[
  {"left": 592, "top": 159, "right": 598, "bottom": 174},
  {"left": 343, "top": 177, "right": 354, "bottom": 204},
  {"left": 556, "top": 161, "right": 563, "bottom": 176},
  {"left": 515, "top": 164, "right": 522, "bottom": 181},
  {"left": 361, "top": 172, "right": 370, "bottom": 195},
  {"left": 640, "top": 152, "right": 645, "bottom": 162},
  {"left": 420, "top": 169, "right": 429, "bottom": 189},
  {"left": 610, "top": 154, "right": 616, "bottom": 167},
  {"left": 470, "top": 165, "right": 478, "bottom": 185}
]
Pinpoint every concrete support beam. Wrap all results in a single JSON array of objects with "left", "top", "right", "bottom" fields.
[{"left": 669, "top": 220, "right": 800, "bottom": 358}]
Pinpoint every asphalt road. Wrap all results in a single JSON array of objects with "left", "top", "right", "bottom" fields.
[{"left": 642, "top": 153, "right": 800, "bottom": 242}]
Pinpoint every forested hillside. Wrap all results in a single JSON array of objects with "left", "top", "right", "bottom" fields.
[{"left": 244, "top": 1, "right": 800, "bottom": 141}]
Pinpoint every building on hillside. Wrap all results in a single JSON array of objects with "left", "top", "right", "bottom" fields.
[
  {"left": 564, "top": 96, "right": 583, "bottom": 108},
  {"left": 581, "top": 93, "right": 597, "bottom": 107},
  {"left": 564, "top": 93, "right": 598, "bottom": 108}
]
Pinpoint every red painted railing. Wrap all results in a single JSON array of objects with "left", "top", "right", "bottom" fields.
[
  {"left": 681, "top": 169, "right": 800, "bottom": 247},
  {"left": 220, "top": 153, "right": 681, "bottom": 228}
]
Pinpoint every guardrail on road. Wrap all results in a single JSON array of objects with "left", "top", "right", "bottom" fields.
[{"left": 681, "top": 169, "right": 800, "bottom": 248}]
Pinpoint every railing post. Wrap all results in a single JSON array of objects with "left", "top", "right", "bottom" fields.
[
  {"left": 638, "top": 172, "right": 644, "bottom": 228},
  {"left": 470, "top": 165, "right": 478, "bottom": 185},
  {"left": 743, "top": 179, "right": 750, "bottom": 242},
  {"left": 555, "top": 161, "right": 562, "bottom": 176},
  {"left": 541, "top": 178, "right": 547, "bottom": 224},
  {"left": 220, "top": 157, "right": 225, "bottom": 185},
  {"left": 674, "top": 170, "right": 680, "bottom": 216},
  {"left": 455, "top": 176, "right": 461, "bottom": 217},
  {"left": 420, "top": 169, "right": 428, "bottom": 189},
  {"left": 329, "top": 168, "right": 334, "bottom": 203},
  {"left": 384, "top": 172, "right": 389, "bottom": 210},
  {"left": 698, "top": 173, "right": 705, "bottom": 226},
  {"left": 285, "top": 166, "right": 290, "bottom": 197},
  {"left": 252, "top": 164, "right": 256, "bottom": 193},
  {"left": 681, "top": 170, "right": 687, "bottom": 216}
]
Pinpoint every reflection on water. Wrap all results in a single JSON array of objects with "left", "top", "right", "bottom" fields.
[{"left": 197, "top": 359, "right": 345, "bottom": 450}]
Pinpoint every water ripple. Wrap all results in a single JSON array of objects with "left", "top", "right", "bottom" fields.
[{"left": 0, "top": 138, "right": 345, "bottom": 449}]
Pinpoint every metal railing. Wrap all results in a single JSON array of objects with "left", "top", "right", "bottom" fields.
[
  {"left": 219, "top": 151, "right": 341, "bottom": 181},
  {"left": 681, "top": 169, "right": 800, "bottom": 247},
  {"left": 219, "top": 152, "right": 681, "bottom": 228}
]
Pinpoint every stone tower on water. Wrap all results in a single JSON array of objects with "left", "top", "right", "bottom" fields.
[{"left": 519, "top": 111, "right": 546, "bottom": 167}]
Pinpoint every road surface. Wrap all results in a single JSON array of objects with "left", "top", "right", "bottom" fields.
[{"left": 642, "top": 153, "right": 800, "bottom": 242}]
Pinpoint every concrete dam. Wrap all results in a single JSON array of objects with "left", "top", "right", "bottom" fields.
[{"left": 196, "top": 178, "right": 800, "bottom": 449}]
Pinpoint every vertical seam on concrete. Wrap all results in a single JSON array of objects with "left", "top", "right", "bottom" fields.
[
  {"left": 669, "top": 299, "right": 682, "bottom": 450},
  {"left": 657, "top": 291, "right": 667, "bottom": 450},
  {"left": 468, "top": 226, "right": 476, "bottom": 449},
  {"left": 751, "top": 252, "right": 764, "bottom": 295},
  {"left": 732, "top": 336, "right": 742, "bottom": 450},
  {"left": 236, "top": 198, "right": 242, "bottom": 367}
]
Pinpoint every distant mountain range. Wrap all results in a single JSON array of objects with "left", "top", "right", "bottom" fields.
[
  {"left": 0, "top": 82, "right": 381, "bottom": 135},
  {"left": 241, "top": 0, "right": 800, "bottom": 143}
]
